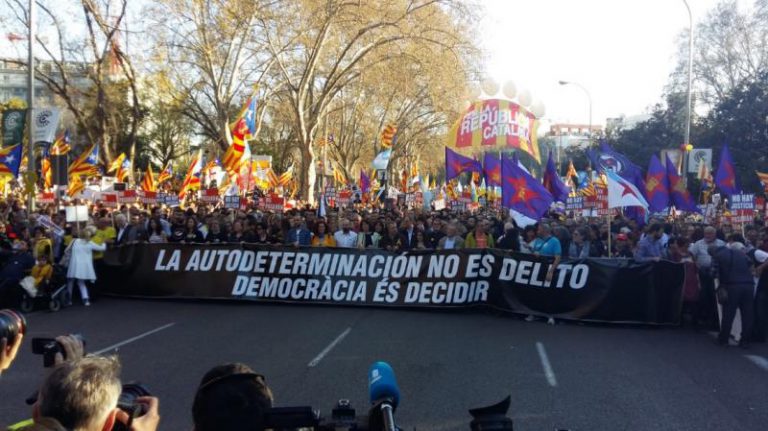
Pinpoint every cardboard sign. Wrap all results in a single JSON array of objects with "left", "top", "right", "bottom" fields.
[
  {"left": 729, "top": 210, "right": 753, "bottom": 225},
  {"left": 37, "top": 192, "right": 55, "bottom": 204},
  {"left": 264, "top": 194, "right": 285, "bottom": 212},
  {"left": 200, "top": 188, "right": 220, "bottom": 204},
  {"left": 118, "top": 189, "right": 137, "bottom": 203},
  {"left": 140, "top": 191, "right": 158, "bottom": 204},
  {"left": 224, "top": 196, "right": 241, "bottom": 209},
  {"left": 102, "top": 193, "right": 118, "bottom": 208},
  {"left": 566, "top": 196, "right": 584, "bottom": 211},
  {"left": 730, "top": 193, "right": 755, "bottom": 211},
  {"left": 163, "top": 194, "right": 180, "bottom": 207},
  {"left": 65, "top": 205, "right": 89, "bottom": 223},
  {"left": 337, "top": 190, "right": 352, "bottom": 207},
  {"left": 433, "top": 198, "right": 446, "bottom": 211}
]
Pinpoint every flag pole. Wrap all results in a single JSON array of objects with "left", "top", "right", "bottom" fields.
[{"left": 607, "top": 209, "right": 612, "bottom": 258}]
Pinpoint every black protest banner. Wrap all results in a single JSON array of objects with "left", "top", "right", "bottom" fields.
[{"left": 100, "top": 244, "right": 684, "bottom": 324}]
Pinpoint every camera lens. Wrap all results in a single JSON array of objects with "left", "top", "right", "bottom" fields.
[{"left": 0, "top": 309, "right": 27, "bottom": 344}]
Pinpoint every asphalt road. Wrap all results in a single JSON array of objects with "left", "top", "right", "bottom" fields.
[{"left": 1, "top": 298, "right": 767, "bottom": 431}]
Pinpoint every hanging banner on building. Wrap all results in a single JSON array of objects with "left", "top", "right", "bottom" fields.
[
  {"left": 101, "top": 245, "right": 684, "bottom": 325},
  {"left": 447, "top": 99, "right": 541, "bottom": 163},
  {"left": 31, "top": 108, "right": 61, "bottom": 144},
  {"left": 2, "top": 109, "right": 26, "bottom": 146}
]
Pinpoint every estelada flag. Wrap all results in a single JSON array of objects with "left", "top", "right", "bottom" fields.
[
  {"left": 68, "top": 144, "right": 99, "bottom": 177},
  {"left": 50, "top": 130, "right": 71, "bottom": 155},
  {"left": 0, "top": 144, "right": 22, "bottom": 177},
  {"left": 157, "top": 164, "right": 173, "bottom": 184}
]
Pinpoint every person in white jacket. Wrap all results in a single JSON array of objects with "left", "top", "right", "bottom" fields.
[{"left": 66, "top": 227, "right": 107, "bottom": 306}]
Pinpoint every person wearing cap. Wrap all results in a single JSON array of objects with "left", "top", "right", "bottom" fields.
[
  {"left": 710, "top": 240, "right": 754, "bottom": 347},
  {"left": 613, "top": 233, "right": 634, "bottom": 258}
]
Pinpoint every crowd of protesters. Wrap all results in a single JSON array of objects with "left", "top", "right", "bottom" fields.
[{"left": 1, "top": 193, "right": 767, "bottom": 343}]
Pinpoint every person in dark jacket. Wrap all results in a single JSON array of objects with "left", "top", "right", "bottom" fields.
[
  {"left": 0, "top": 240, "right": 35, "bottom": 307},
  {"left": 711, "top": 242, "right": 755, "bottom": 347},
  {"left": 496, "top": 221, "right": 521, "bottom": 252}
]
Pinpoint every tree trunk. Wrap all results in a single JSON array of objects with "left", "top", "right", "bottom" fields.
[{"left": 300, "top": 141, "right": 316, "bottom": 205}]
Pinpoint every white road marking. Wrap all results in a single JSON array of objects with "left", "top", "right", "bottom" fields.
[
  {"left": 308, "top": 327, "right": 352, "bottom": 367},
  {"left": 536, "top": 341, "right": 558, "bottom": 387},
  {"left": 744, "top": 355, "right": 768, "bottom": 372},
  {"left": 93, "top": 323, "right": 176, "bottom": 355}
]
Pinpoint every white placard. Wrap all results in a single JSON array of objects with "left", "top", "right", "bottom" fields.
[{"left": 65, "top": 205, "right": 89, "bottom": 223}]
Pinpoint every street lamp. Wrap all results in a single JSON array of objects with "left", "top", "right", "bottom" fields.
[
  {"left": 558, "top": 80, "right": 593, "bottom": 145},
  {"left": 27, "top": 0, "right": 36, "bottom": 211},
  {"left": 682, "top": 0, "right": 694, "bottom": 182}
]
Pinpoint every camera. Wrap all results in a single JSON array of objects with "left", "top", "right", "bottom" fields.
[
  {"left": 31, "top": 334, "right": 86, "bottom": 367},
  {"left": 113, "top": 383, "right": 152, "bottom": 431},
  {"left": 0, "top": 309, "right": 26, "bottom": 345}
]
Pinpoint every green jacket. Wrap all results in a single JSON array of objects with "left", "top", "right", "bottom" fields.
[{"left": 464, "top": 232, "right": 495, "bottom": 249}]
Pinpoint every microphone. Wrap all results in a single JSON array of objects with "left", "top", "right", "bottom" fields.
[{"left": 368, "top": 361, "right": 399, "bottom": 431}]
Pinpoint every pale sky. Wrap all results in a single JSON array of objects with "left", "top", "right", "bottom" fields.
[{"left": 480, "top": 0, "right": 722, "bottom": 127}]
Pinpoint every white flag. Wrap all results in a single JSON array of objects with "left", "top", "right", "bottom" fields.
[{"left": 606, "top": 170, "right": 649, "bottom": 209}]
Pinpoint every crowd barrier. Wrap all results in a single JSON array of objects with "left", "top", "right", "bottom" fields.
[{"left": 100, "top": 244, "right": 685, "bottom": 325}]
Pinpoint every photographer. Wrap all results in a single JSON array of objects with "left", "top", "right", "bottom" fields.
[
  {"left": 0, "top": 331, "right": 23, "bottom": 375},
  {"left": 192, "top": 363, "right": 273, "bottom": 431},
  {"left": 29, "top": 355, "right": 160, "bottom": 431}
]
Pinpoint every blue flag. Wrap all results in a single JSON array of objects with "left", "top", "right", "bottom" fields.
[
  {"left": 445, "top": 147, "right": 482, "bottom": 181},
  {"left": 542, "top": 152, "right": 570, "bottom": 203},
  {"left": 0, "top": 144, "right": 22, "bottom": 177},
  {"left": 501, "top": 156, "right": 553, "bottom": 220},
  {"left": 714, "top": 144, "right": 738, "bottom": 196},
  {"left": 644, "top": 154, "right": 669, "bottom": 213},
  {"left": 666, "top": 155, "right": 699, "bottom": 213},
  {"left": 483, "top": 153, "right": 502, "bottom": 187}
]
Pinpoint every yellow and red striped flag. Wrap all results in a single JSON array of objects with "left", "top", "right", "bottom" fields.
[
  {"left": 266, "top": 168, "right": 280, "bottom": 188},
  {"left": 179, "top": 151, "right": 202, "bottom": 200},
  {"left": 157, "top": 164, "right": 173, "bottom": 184},
  {"left": 757, "top": 171, "right": 768, "bottom": 193},
  {"left": 380, "top": 124, "right": 397, "bottom": 149},
  {"left": 115, "top": 158, "right": 131, "bottom": 182},
  {"left": 141, "top": 164, "right": 156, "bottom": 192},
  {"left": 108, "top": 153, "right": 126, "bottom": 173},
  {"left": 67, "top": 174, "right": 85, "bottom": 197},
  {"left": 41, "top": 157, "right": 52, "bottom": 190},
  {"left": 278, "top": 165, "right": 294, "bottom": 187},
  {"left": 50, "top": 131, "right": 71, "bottom": 155},
  {"left": 68, "top": 144, "right": 100, "bottom": 177}
]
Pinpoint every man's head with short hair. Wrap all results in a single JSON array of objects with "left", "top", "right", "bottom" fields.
[
  {"left": 703, "top": 226, "right": 717, "bottom": 242},
  {"left": 192, "top": 363, "right": 273, "bottom": 431},
  {"left": 36, "top": 356, "right": 122, "bottom": 431}
]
